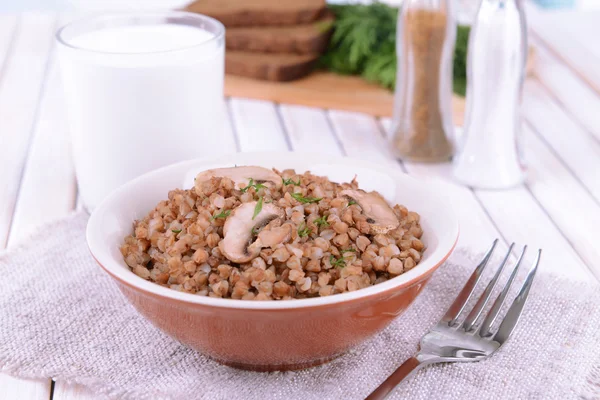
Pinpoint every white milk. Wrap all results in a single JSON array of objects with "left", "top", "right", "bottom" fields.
[{"left": 58, "top": 16, "right": 225, "bottom": 210}]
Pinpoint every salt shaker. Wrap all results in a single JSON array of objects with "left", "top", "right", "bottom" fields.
[
  {"left": 452, "top": 0, "right": 527, "bottom": 188},
  {"left": 390, "top": 0, "right": 456, "bottom": 162}
]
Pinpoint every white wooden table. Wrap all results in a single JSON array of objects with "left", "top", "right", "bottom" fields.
[{"left": 2, "top": 8, "right": 600, "bottom": 400}]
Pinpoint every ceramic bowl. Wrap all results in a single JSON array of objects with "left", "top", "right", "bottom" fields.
[{"left": 87, "top": 152, "right": 459, "bottom": 371}]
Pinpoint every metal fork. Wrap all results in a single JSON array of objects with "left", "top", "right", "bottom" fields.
[{"left": 366, "top": 240, "right": 541, "bottom": 400}]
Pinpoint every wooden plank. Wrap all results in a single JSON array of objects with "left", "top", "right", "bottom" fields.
[
  {"left": 524, "top": 125, "right": 600, "bottom": 279},
  {"left": 0, "top": 15, "right": 17, "bottom": 74},
  {"left": 228, "top": 98, "right": 289, "bottom": 151},
  {"left": 530, "top": 11, "right": 600, "bottom": 65},
  {"left": 0, "top": 376, "right": 51, "bottom": 400},
  {"left": 530, "top": 41, "right": 600, "bottom": 143},
  {"left": 225, "top": 72, "right": 468, "bottom": 124},
  {"left": 522, "top": 80, "right": 600, "bottom": 203},
  {"left": 474, "top": 185, "right": 592, "bottom": 281},
  {"left": 528, "top": 8, "right": 600, "bottom": 95},
  {"left": 0, "top": 14, "right": 56, "bottom": 248},
  {"left": 327, "top": 110, "right": 397, "bottom": 167},
  {"left": 278, "top": 104, "right": 340, "bottom": 155},
  {"left": 0, "top": 12, "right": 57, "bottom": 400},
  {"left": 53, "top": 383, "right": 101, "bottom": 400},
  {"left": 9, "top": 59, "right": 77, "bottom": 241}
]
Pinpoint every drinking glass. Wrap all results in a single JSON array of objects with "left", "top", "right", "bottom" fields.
[{"left": 56, "top": 11, "right": 225, "bottom": 210}]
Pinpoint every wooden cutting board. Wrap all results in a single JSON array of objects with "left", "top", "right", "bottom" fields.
[
  {"left": 224, "top": 49, "right": 535, "bottom": 127},
  {"left": 224, "top": 72, "right": 467, "bottom": 124}
]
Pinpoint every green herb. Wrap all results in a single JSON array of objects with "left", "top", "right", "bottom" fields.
[
  {"left": 329, "top": 255, "right": 346, "bottom": 268},
  {"left": 240, "top": 178, "right": 267, "bottom": 193},
  {"left": 348, "top": 199, "right": 357, "bottom": 206},
  {"left": 282, "top": 177, "right": 301, "bottom": 186},
  {"left": 320, "top": 3, "right": 471, "bottom": 96},
  {"left": 314, "top": 215, "right": 329, "bottom": 228},
  {"left": 252, "top": 197, "right": 263, "bottom": 220},
  {"left": 171, "top": 229, "right": 182, "bottom": 234},
  {"left": 291, "top": 192, "right": 322, "bottom": 204},
  {"left": 298, "top": 224, "right": 312, "bottom": 238},
  {"left": 453, "top": 25, "right": 470, "bottom": 97},
  {"left": 210, "top": 210, "right": 231, "bottom": 221},
  {"left": 251, "top": 226, "right": 260, "bottom": 236},
  {"left": 340, "top": 248, "right": 356, "bottom": 255}
]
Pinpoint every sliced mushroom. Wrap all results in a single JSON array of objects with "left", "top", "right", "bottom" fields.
[
  {"left": 340, "top": 189, "right": 399, "bottom": 234},
  {"left": 254, "top": 224, "right": 292, "bottom": 248},
  {"left": 219, "top": 202, "right": 289, "bottom": 263},
  {"left": 195, "top": 166, "right": 282, "bottom": 192}
]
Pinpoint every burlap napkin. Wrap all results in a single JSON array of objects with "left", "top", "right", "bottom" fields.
[{"left": 1, "top": 212, "right": 599, "bottom": 400}]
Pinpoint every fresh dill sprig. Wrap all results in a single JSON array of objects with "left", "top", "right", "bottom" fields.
[
  {"left": 329, "top": 254, "right": 346, "bottom": 268},
  {"left": 291, "top": 192, "right": 322, "bottom": 204},
  {"left": 252, "top": 197, "right": 263, "bottom": 220},
  {"left": 297, "top": 224, "right": 312, "bottom": 238},
  {"left": 282, "top": 177, "right": 301, "bottom": 186},
  {"left": 210, "top": 210, "right": 231, "bottom": 221},
  {"left": 241, "top": 178, "right": 267, "bottom": 193},
  {"left": 314, "top": 215, "right": 329, "bottom": 228}
]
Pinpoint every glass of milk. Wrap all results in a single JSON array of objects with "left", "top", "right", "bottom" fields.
[{"left": 56, "top": 12, "right": 225, "bottom": 211}]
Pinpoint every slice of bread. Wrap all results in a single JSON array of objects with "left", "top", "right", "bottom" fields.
[
  {"left": 226, "top": 14, "right": 334, "bottom": 54},
  {"left": 184, "top": 0, "right": 327, "bottom": 27},
  {"left": 226, "top": 51, "right": 319, "bottom": 82}
]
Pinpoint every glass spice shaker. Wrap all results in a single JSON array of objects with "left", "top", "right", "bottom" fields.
[
  {"left": 391, "top": 0, "right": 456, "bottom": 162},
  {"left": 452, "top": 0, "right": 527, "bottom": 188}
]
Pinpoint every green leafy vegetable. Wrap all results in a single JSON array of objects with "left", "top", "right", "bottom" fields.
[
  {"left": 320, "top": 2, "right": 471, "bottom": 96},
  {"left": 210, "top": 210, "right": 231, "bottom": 221},
  {"left": 329, "top": 255, "right": 346, "bottom": 268},
  {"left": 291, "top": 192, "right": 322, "bottom": 204},
  {"left": 282, "top": 177, "right": 301, "bottom": 186},
  {"left": 314, "top": 215, "right": 329, "bottom": 228},
  {"left": 241, "top": 178, "right": 267, "bottom": 193},
  {"left": 171, "top": 229, "right": 182, "bottom": 234},
  {"left": 348, "top": 199, "right": 357, "bottom": 206},
  {"left": 298, "top": 224, "right": 312, "bottom": 238},
  {"left": 253, "top": 197, "right": 263, "bottom": 220}
]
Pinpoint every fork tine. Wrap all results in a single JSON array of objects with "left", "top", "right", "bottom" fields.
[
  {"left": 493, "top": 249, "right": 541, "bottom": 343},
  {"left": 441, "top": 239, "right": 498, "bottom": 325},
  {"left": 479, "top": 245, "right": 527, "bottom": 337},
  {"left": 462, "top": 243, "right": 515, "bottom": 332}
]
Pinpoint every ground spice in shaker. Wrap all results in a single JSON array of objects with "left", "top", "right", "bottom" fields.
[{"left": 392, "top": 5, "right": 455, "bottom": 162}]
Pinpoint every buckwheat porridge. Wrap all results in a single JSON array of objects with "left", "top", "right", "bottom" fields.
[{"left": 120, "top": 166, "right": 425, "bottom": 300}]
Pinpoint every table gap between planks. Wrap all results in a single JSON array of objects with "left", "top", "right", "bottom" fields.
[{"left": 1, "top": 9, "right": 600, "bottom": 400}]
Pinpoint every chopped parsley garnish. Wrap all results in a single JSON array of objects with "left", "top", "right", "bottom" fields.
[
  {"left": 240, "top": 178, "right": 267, "bottom": 193},
  {"left": 314, "top": 215, "right": 329, "bottom": 228},
  {"left": 251, "top": 226, "right": 260, "bottom": 236},
  {"left": 252, "top": 197, "right": 263, "bottom": 220},
  {"left": 297, "top": 224, "right": 312, "bottom": 237},
  {"left": 348, "top": 199, "right": 357, "bottom": 206},
  {"left": 171, "top": 229, "right": 182, "bottom": 234},
  {"left": 291, "top": 192, "right": 322, "bottom": 204},
  {"left": 330, "top": 255, "right": 346, "bottom": 268},
  {"left": 282, "top": 177, "right": 301, "bottom": 186},
  {"left": 210, "top": 210, "right": 231, "bottom": 221}
]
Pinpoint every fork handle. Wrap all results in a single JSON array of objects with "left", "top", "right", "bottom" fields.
[{"left": 365, "top": 356, "right": 424, "bottom": 400}]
